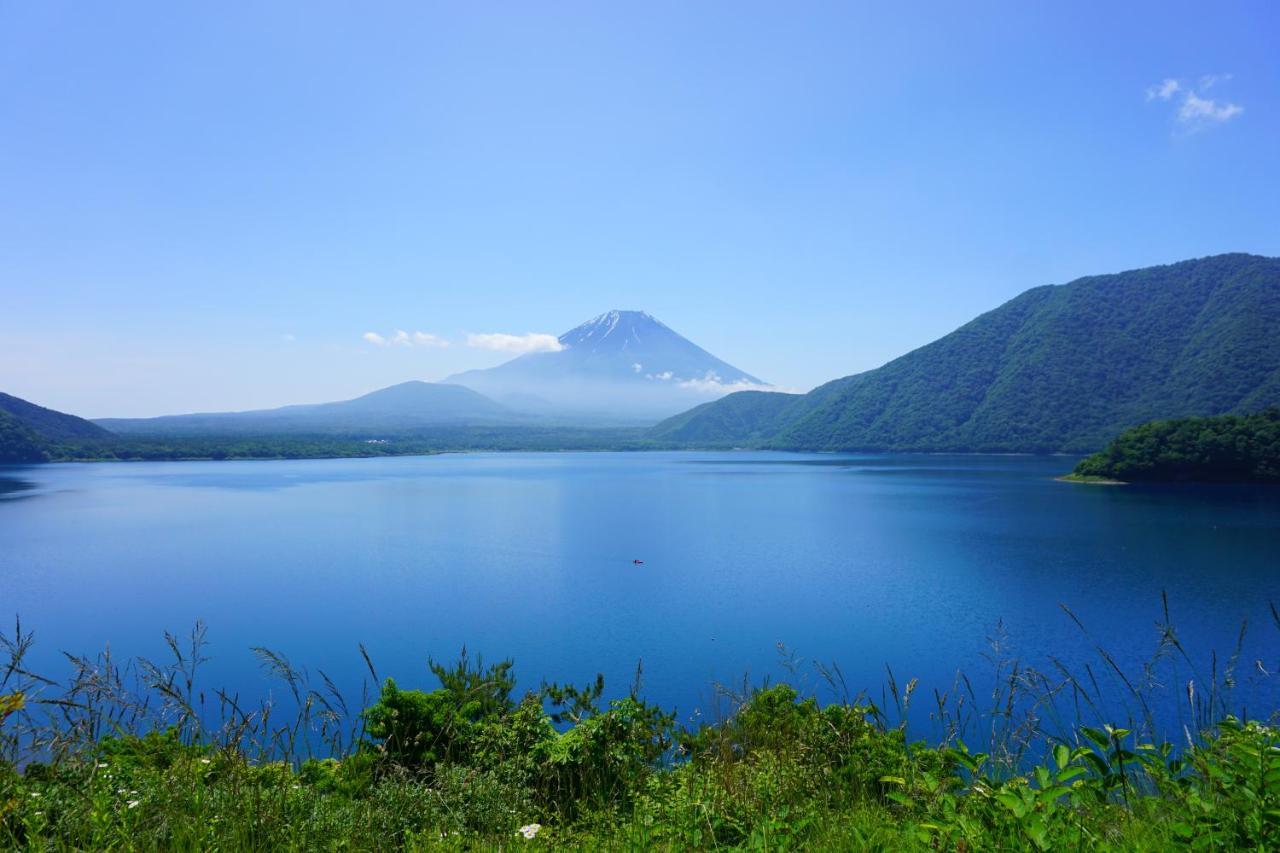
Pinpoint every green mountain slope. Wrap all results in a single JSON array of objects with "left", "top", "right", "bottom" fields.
[
  {"left": 0, "top": 392, "right": 113, "bottom": 441},
  {"left": 648, "top": 391, "right": 803, "bottom": 444},
  {"left": 0, "top": 393, "right": 117, "bottom": 463},
  {"left": 654, "top": 254, "right": 1280, "bottom": 452},
  {"left": 0, "top": 409, "right": 49, "bottom": 463}
]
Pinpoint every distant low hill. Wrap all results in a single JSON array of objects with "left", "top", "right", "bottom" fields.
[
  {"left": 1069, "top": 409, "right": 1280, "bottom": 483},
  {"left": 0, "top": 392, "right": 113, "bottom": 442},
  {"left": 653, "top": 253, "right": 1280, "bottom": 452},
  {"left": 445, "top": 310, "right": 768, "bottom": 420},
  {"left": 96, "top": 381, "right": 518, "bottom": 436},
  {"left": 0, "top": 392, "right": 113, "bottom": 462}
]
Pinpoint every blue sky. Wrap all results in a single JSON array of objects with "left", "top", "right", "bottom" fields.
[{"left": 2, "top": 1, "right": 1277, "bottom": 417}]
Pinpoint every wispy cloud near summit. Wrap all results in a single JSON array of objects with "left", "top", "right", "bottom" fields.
[
  {"left": 362, "top": 330, "right": 449, "bottom": 348},
  {"left": 466, "top": 332, "right": 564, "bottom": 354}
]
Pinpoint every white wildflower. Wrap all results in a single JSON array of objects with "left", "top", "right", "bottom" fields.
[
  {"left": 517, "top": 823, "right": 542, "bottom": 840},
  {"left": 200, "top": 758, "right": 211, "bottom": 765},
  {"left": 127, "top": 800, "right": 140, "bottom": 809},
  {"left": 97, "top": 762, "right": 108, "bottom": 769},
  {"left": 29, "top": 792, "right": 40, "bottom": 798}
]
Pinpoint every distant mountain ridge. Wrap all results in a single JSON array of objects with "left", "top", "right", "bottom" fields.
[
  {"left": 80, "top": 310, "right": 769, "bottom": 435},
  {"left": 0, "top": 392, "right": 113, "bottom": 462},
  {"left": 445, "top": 310, "right": 767, "bottom": 419},
  {"left": 97, "top": 381, "right": 517, "bottom": 436},
  {"left": 0, "top": 392, "right": 113, "bottom": 441},
  {"left": 652, "top": 253, "right": 1280, "bottom": 452},
  {"left": 12, "top": 257, "right": 1279, "bottom": 455}
]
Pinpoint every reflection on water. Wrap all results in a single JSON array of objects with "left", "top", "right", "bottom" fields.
[
  {"left": 0, "top": 451, "right": 1277, "bottom": 746},
  {"left": 0, "top": 470, "right": 36, "bottom": 500}
]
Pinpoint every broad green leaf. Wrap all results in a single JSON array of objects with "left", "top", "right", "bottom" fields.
[
  {"left": 1057, "top": 766, "right": 1088, "bottom": 783},
  {"left": 1081, "top": 727, "right": 1110, "bottom": 750},
  {"left": 1034, "top": 766, "right": 1052, "bottom": 790}
]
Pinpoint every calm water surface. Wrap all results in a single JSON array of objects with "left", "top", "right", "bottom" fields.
[{"left": 2, "top": 452, "right": 1278, "bottom": 736}]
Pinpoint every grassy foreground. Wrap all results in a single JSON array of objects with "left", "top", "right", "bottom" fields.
[{"left": 3, "top": 615, "right": 1279, "bottom": 850}]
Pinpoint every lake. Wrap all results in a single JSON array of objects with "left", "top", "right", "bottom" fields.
[{"left": 2, "top": 452, "right": 1279, "bottom": 741}]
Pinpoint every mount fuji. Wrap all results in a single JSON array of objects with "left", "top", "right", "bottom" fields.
[{"left": 444, "top": 310, "right": 768, "bottom": 420}]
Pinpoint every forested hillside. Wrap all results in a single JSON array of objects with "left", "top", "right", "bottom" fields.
[
  {"left": 653, "top": 254, "right": 1280, "bottom": 452},
  {"left": 648, "top": 390, "right": 802, "bottom": 444},
  {"left": 0, "top": 410, "right": 47, "bottom": 463},
  {"left": 0, "top": 393, "right": 114, "bottom": 463},
  {"left": 1070, "top": 408, "right": 1280, "bottom": 483},
  {"left": 0, "top": 392, "right": 111, "bottom": 441}
]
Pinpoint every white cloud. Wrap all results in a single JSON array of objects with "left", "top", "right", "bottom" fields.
[
  {"left": 282, "top": 333, "right": 296, "bottom": 343},
  {"left": 1199, "top": 73, "right": 1232, "bottom": 91},
  {"left": 466, "top": 332, "right": 565, "bottom": 354},
  {"left": 676, "top": 371, "right": 780, "bottom": 395},
  {"left": 647, "top": 369, "right": 800, "bottom": 395},
  {"left": 1146, "top": 78, "right": 1180, "bottom": 101},
  {"left": 362, "top": 330, "right": 450, "bottom": 348},
  {"left": 632, "top": 363, "right": 643, "bottom": 373},
  {"left": 413, "top": 331, "right": 449, "bottom": 348},
  {"left": 1178, "top": 91, "right": 1243, "bottom": 125},
  {"left": 1146, "top": 75, "right": 1243, "bottom": 130}
]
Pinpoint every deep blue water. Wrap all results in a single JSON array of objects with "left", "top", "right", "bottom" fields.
[{"left": 2, "top": 452, "right": 1279, "bottom": 740}]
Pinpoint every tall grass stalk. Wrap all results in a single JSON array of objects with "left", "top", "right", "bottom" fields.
[{"left": 2, "top": 596, "right": 1279, "bottom": 849}]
